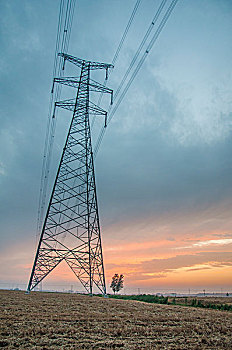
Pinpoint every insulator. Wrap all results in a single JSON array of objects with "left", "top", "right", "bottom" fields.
[
  {"left": 104, "top": 112, "right": 107, "bottom": 128},
  {"left": 51, "top": 81, "right": 55, "bottom": 94}
]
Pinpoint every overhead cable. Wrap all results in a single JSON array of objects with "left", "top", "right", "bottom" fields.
[
  {"left": 56, "top": 0, "right": 142, "bottom": 243},
  {"left": 92, "top": 0, "right": 141, "bottom": 123},
  {"left": 37, "top": 0, "right": 76, "bottom": 237},
  {"left": 94, "top": 0, "right": 179, "bottom": 157}
]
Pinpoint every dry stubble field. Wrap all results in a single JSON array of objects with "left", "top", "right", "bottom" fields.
[{"left": 0, "top": 290, "right": 232, "bottom": 349}]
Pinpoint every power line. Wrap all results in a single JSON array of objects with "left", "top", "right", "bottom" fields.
[
  {"left": 94, "top": 0, "right": 179, "bottom": 157},
  {"left": 93, "top": 0, "right": 168, "bottom": 155},
  {"left": 37, "top": 0, "right": 179, "bottom": 240},
  {"left": 92, "top": 0, "right": 141, "bottom": 125},
  {"left": 52, "top": 1, "right": 141, "bottom": 245},
  {"left": 110, "top": 0, "right": 179, "bottom": 121},
  {"left": 112, "top": 0, "right": 142, "bottom": 67},
  {"left": 37, "top": 0, "right": 77, "bottom": 237},
  {"left": 37, "top": 0, "right": 65, "bottom": 236},
  {"left": 114, "top": 0, "right": 168, "bottom": 101},
  {"left": 38, "top": 0, "right": 141, "bottom": 234}
]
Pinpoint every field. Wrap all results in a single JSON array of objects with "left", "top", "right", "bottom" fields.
[{"left": 0, "top": 290, "right": 232, "bottom": 349}]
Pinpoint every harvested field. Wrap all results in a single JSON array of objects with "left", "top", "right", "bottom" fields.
[{"left": 0, "top": 290, "right": 232, "bottom": 349}]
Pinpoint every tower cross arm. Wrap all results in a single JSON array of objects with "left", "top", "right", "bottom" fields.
[
  {"left": 53, "top": 77, "right": 113, "bottom": 96},
  {"left": 58, "top": 53, "right": 113, "bottom": 71},
  {"left": 88, "top": 101, "right": 107, "bottom": 116},
  {"left": 55, "top": 98, "right": 76, "bottom": 112},
  {"left": 54, "top": 99, "right": 108, "bottom": 117}
]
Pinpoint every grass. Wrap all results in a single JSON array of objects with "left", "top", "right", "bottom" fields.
[
  {"left": 109, "top": 294, "right": 169, "bottom": 304},
  {"left": 109, "top": 294, "right": 232, "bottom": 311}
]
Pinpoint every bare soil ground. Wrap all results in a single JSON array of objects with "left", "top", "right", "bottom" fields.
[{"left": 0, "top": 290, "right": 232, "bottom": 349}]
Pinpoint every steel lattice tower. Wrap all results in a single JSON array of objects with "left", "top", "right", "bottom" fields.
[{"left": 27, "top": 54, "right": 113, "bottom": 295}]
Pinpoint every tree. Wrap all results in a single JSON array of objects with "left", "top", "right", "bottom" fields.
[{"left": 110, "top": 274, "right": 124, "bottom": 294}]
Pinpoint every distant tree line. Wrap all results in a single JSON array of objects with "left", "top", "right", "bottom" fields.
[
  {"left": 189, "top": 298, "right": 232, "bottom": 311},
  {"left": 109, "top": 294, "right": 232, "bottom": 312}
]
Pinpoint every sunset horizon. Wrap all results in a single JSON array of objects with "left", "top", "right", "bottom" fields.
[{"left": 1, "top": 0, "right": 232, "bottom": 297}]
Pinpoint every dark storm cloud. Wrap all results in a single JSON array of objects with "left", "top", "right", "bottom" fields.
[
  {"left": 97, "top": 91, "right": 232, "bottom": 227},
  {"left": 0, "top": 1, "right": 58, "bottom": 245},
  {"left": 0, "top": 0, "right": 232, "bottom": 260}
]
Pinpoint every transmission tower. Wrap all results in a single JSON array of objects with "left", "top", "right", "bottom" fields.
[{"left": 27, "top": 53, "right": 113, "bottom": 295}]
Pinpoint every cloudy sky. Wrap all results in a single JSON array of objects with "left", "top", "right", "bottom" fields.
[{"left": 0, "top": 0, "right": 232, "bottom": 293}]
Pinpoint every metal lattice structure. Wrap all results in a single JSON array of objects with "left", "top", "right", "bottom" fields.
[{"left": 27, "top": 54, "right": 113, "bottom": 295}]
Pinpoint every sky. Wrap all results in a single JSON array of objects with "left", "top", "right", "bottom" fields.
[{"left": 0, "top": 0, "right": 232, "bottom": 294}]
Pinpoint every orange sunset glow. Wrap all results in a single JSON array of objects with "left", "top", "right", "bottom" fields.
[
  {"left": 1, "top": 0, "right": 232, "bottom": 298},
  {"left": 1, "top": 214, "right": 231, "bottom": 294}
]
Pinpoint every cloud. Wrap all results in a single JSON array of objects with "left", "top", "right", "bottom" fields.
[
  {"left": 186, "top": 267, "right": 211, "bottom": 272},
  {"left": 1, "top": 0, "right": 232, "bottom": 291},
  {"left": 179, "top": 238, "right": 232, "bottom": 249},
  {"left": 169, "top": 102, "right": 232, "bottom": 147},
  {"left": 140, "top": 252, "right": 232, "bottom": 274},
  {"left": 126, "top": 272, "right": 167, "bottom": 281},
  {"left": 107, "top": 251, "right": 232, "bottom": 282},
  {"left": 166, "top": 237, "right": 175, "bottom": 242}
]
